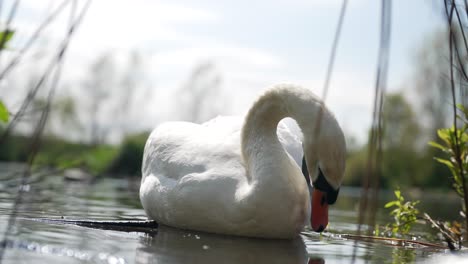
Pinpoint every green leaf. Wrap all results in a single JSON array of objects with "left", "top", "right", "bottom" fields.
[
  {"left": 394, "top": 189, "right": 401, "bottom": 199},
  {"left": 0, "top": 30, "right": 14, "bottom": 50},
  {"left": 428, "top": 141, "right": 446, "bottom": 151},
  {"left": 456, "top": 104, "right": 467, "bottom": 117},
  {"left": 385, "top": 201, "right": 398, "bottom": 208},
  {"left": 437, "top": 128, "right": 452, "bottom": 143},
  {"left": 434, "top": 157, "right": 454, "bottom": 169},
  {"left": 0, "top": 100, "right": 9, "bottom": 123}
]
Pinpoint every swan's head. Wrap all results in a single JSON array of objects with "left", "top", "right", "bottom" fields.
[{"left": 301, "top": 107, "right": 346, "bottom": 233}]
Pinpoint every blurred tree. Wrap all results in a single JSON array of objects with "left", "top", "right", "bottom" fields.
[
  {"left": 345, "top": 29, "right": 468, "bottom": 190},
  {"left": 106, "top": 132, "right": 149, "bottom": 177},
  {"left": 407, "top": 29, "right": 465, "bottom": 188},
  {"left": 413, "top": 29, "right": 468, "bottom": 140},
  {"left": 413, "top": 30, "right": 451, "bottom": 139},
  {"left": 176, "top": 61, "right": 226, "bottom": 123},
  {"left": 112, "top": 51, "right": 153, "bottom": 137},
  {"left": 82, "top": 53, "right": 115, "bottom": 144},
  {"left": 54, "top": 96, "right": 80, "bottom": 131},
  {"left": 383, "top": 94, "right": 420, "bottom": 149},
  {"left": 31, "top": 95, "right": 78, "bottom": 137},
  {"left": 79, "top": 51, "right": 153, "bottom": 144},
  {"left": 381, "top": 93, "right": 421, "bottom": 187},
  {"left": 343, "top": 146, "right": 367, "bottom": 187},
  {"left": 344, "top": 93, "right": 426, "bottom": 188}
]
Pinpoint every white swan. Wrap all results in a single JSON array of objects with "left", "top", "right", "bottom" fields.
[{"left": 140, "top": 84, "right": 346, "bottom": 239}]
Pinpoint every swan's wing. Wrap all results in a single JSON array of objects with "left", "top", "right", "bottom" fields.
[
  {"left": 201, "top": 115, "right": 244, "bottom": 136},
  {"left": 140, "top": 116, "right": 309, "bottom": 234},
  {"left": 141, "top": 120, "right": 250, "bottom": 227},
  {"left": 277, "top": 119, "right": 303, "bottom": 167},
  {"left": 142, "top": 116, "right": 303, "bottom": 182},
  {"left": 142, "top": 121, "right": 243, "bottom": 181}
]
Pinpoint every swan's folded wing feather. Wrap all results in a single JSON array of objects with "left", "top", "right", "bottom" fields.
[{"left": 277, "top": 119, "right": 303, "bottom": 167}]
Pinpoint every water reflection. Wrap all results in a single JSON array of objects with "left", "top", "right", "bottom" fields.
[
  {"left": 136, "top": 225, "right": 320, "bottom": 264},
  {"left": 391, "top": 247, "right": 416, "bottom": 264}
]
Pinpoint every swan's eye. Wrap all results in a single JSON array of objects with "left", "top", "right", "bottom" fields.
[{"left": 313, "top": 168, "right": 340, "bottom": 205}]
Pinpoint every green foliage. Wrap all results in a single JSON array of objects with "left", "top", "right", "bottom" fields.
[
  {"left": 0, "top": 100, "right": 9, "bottom": 123},
  {"left": 382, "top": 94, "right": 421, "bottom": 149},
  {"left": 429, "top": 105, "right": 468, "bottom": 200},
  {"left": 343, "top": 147, "right": 367, "bottom": 186},
  {"left": 345, "top": 92, "right": 434, "bottom": 189},
  {"left": 82, "top": 146, "right": 119, "bottom": 175},
  {"left": 381, "top": 93, "right": 423, "bottom": 188},
  {"left": 391, "top": 248, "right": 416, "bottom": 264},
  {"left": 32, "top": 137, "right": 119, "bottom": 176},
  {"left": 384, "top": 188, "right": 420, "bottom": 235},
  {"left": 1, "top": 132, "right": 149, "bottom": 178},
  {"left": 106, "top": 132, "right": 149, "bottom": 176},
  {"left": 0, "top": 134, "right": 29, "bottom": 162},
  {"left": 0, "top": 29, "right": 14, "bottom": 50}
]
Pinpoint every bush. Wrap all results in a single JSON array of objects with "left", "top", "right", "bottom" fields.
[{"left": 106, "top": 132, "right": 149, "bottom": 177}]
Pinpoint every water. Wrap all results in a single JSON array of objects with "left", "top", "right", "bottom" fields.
[{"left": 0, "top": 163, "right": 466, "bottom": 264}]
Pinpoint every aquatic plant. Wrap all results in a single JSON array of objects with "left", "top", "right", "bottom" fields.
[
  {"left": 429, "top": 104, "right": 468, "bottom": 228},
  {"left": 384, "top": 188, "right": 420, "bottom": 235},
  {"left": 383, "top": 105, "right": 467, "bottom": 248}
]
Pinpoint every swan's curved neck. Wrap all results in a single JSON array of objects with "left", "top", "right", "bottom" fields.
[{"left": 241, "top": 86, "right": 324, "bottom": 181}]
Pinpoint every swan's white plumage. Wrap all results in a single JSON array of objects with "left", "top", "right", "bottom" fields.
[{"left": 140, "top": 84, "right": 346, "bottom": 239}]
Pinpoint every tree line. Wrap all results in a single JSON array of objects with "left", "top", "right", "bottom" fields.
[{"left": 2, "top": 29, "right": 466, "bottom": 188}]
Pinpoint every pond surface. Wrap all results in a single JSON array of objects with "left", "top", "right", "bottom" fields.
[{"left": 0, "top": 162, "right": 467, "bottom": 264}]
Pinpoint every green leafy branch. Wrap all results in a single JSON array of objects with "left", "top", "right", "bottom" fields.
[
  {"left": 429, "top": 105, "right": 468, "bottom": 212},
  {"left": 383, "top": 188, "right": 464, "bottom": 249},
  {"left": 384, "top": 188, "right": 420, "bottom": 235}
]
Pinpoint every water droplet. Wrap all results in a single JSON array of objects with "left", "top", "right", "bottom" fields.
[{"left": 202, "top": 245, "right": 209, "bottom": 250}]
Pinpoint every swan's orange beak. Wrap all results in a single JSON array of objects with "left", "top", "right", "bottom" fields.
[{"left": 311, "top": 189, "right": 328, "bottom": 232}]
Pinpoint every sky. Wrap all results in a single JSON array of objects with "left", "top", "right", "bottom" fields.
[{"left": 3, "top": 0, "right": 447, "bottom": 143}]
